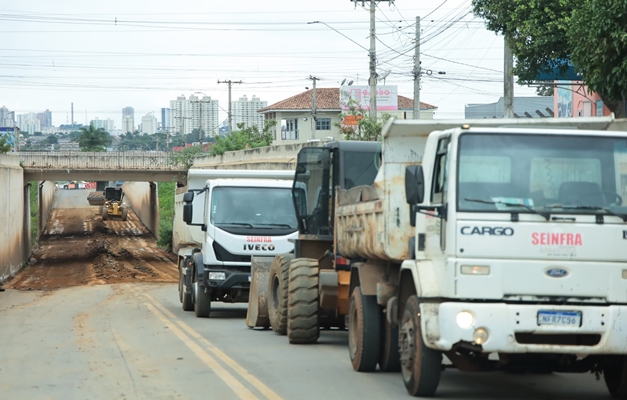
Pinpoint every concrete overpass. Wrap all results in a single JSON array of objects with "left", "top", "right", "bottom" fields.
[{"left": 18, "top": 151, "right": 187, "bottom": 183}]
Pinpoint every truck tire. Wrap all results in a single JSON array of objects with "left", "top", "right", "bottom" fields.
[
  {"left": 348, "top": 286, "right": 381, "bottom": 372},
  {"left": 400, "top": 295, "right": 442, "bottom": 397},
  {"left": 268, "top": 253, "right": 294, "bottom": 335},
  {"left": 122, "top": 209, "right": 128, "bottom": 221},
  {"left": 180, "top": 260, "right": 193, "bottom": 312},
  {"left": 101, "top": 207, "right": 108, "bottom": 221},
  {"left": 194, "top": 282, "right": 211, "bottom": 318},
  {"left": 604, "top": 356, "right": 627, "bottom": 399},
  {"left": 287, "top": 258, "right": 319, "bottom": 344},
  {"left": 379, "top": 316, "right": 401, "bottom": 372}
]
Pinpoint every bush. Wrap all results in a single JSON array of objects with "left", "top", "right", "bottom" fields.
[
  {"left": 29, "top": 181, "right": 38, "bottom": 246},
  {"left": 157, "top": 181, "right": 176, "bottom": 251}
]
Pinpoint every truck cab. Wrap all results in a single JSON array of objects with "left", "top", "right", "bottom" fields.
[
  {"left": 181, "top": 171, "right": 298, "bottom": 318},
  {"left": 401, "top": 123, "right": 627, "bottom": 397}
]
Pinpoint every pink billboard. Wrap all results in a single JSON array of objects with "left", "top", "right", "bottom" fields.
[{"left": 340, "top": 85, "right": 398, "bottom": 111}]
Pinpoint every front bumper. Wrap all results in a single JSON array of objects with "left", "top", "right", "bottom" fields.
[
  {"left": 202, "top": 267, "right": 250, "bottom": 291},
  {"left": 421, "top": 302, "right": 627, "bottom": 354}
]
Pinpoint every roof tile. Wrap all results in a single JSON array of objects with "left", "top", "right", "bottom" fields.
[{"left": 258, "top": 88, "right": 437, "bottom": 113}]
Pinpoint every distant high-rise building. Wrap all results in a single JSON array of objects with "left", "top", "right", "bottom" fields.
[
  {"left": 122, "top": 106, "right": 134, "bottom": 119},
  {"left": 161, "top": 108, "right": 171, "bottom": 131},
  {"left": 37, "top": 109, "right": 52, "bottom": 129},
  {"left": 17, "top": 113, "right": 41, "bottom": 135},
  {"left": 141, "top": 114, "right": 157, "bottom": 135},
  {"left": 90, "top": 118, "right": 115, "bottom": 132},
  {"left": 0, "top": 106, "right": 15, "bottom": 127},
  {"left": 169, "top": 94, "right": 219, "bottom": 138},
  {"left": 232, "top": 95, "right": 267, "bottom": 130},
  {"left": 122, "top": 116, "right": 134, "bottom": 134}
]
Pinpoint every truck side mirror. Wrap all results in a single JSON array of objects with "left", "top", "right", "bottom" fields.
[
  {"left": 183, "top": 191, "right": 194, "bottom": 203},
  {"left": 405, "top": 165, "right": 425, "bottom": 205},
  {"left": 183, "top": 203, "right": 193, "bottom": 224}
]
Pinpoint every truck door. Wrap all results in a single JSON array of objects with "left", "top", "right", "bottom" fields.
[
  {"left": 292, "top": 147, "right": 332, "bottom": 235},
  {"left": 427, "top": 137, "right": 450, "bottom": 255}
]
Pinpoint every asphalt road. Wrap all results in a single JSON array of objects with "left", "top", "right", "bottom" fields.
[{"left": 0, "top": 283, "right": 612, "bottom": 400}]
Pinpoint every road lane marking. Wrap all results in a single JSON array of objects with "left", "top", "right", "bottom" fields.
[
  {"left": 133, "top": 291, "right": 258, "bottom": 400},
  {"left": 135, "top": 287, "right": 283, "bottom": 400}
]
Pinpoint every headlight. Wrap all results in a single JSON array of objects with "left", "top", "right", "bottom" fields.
[
  {"left": 456, "top": 311, "right": 474, "bottom": 328},
  {"left": 209, "top": 272, "right": 226, "bottom": 281},
  {"left": 473, "top": 328, "right": 489, "bottom": 345}
]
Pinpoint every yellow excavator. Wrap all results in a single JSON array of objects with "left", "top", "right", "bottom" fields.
[{"left": 100, "top": 186, "right": 128, "bottom": 221}]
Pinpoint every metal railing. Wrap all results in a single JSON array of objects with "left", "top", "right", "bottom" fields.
[{"left": 18, "top": 151, "right": 186, "bottom": 171}]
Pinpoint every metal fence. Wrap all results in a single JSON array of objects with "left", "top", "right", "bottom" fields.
[{"left": 18, "top": 151, "right": 186, "bottom": 171}]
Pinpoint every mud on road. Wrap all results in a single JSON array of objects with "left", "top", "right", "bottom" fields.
[{"left": 7, "top": 207, "right": 177, "bottom": 291}]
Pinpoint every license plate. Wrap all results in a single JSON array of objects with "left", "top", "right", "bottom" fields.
[
  {"left": 248, "top": 274, "right": 251, "bottom": 282},
  {"left": 537, "top": 310, "right": 582, "bottom": 326}
]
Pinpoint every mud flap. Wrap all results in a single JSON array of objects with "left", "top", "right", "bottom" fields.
[{"left": 245, "top": 256, "right": 275, "bottom": 328}]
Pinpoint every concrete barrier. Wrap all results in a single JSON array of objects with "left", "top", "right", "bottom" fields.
[
  {"left": 193, "top": 141, "right": 323, "bottom": 170},
  {"left": 38, "top": 181, "right": 57, "bottom": 239},
  {"left": 0, "top": 155, "right": 29, "bottom": 283},
  {"left": 122, "top": 181, "right": 159, "bottom": 237}
]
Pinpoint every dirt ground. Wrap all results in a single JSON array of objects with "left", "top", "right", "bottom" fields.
[{"left": 6, "top": 206, "right": 178, "bottom": 291}]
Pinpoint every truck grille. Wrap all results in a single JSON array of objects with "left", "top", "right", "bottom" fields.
[
  {"left": 212, "top": 242, "right": 251, "bottom": 263},
  {"left": 515, "top": 333, "right": 601, "bottom": 346}
]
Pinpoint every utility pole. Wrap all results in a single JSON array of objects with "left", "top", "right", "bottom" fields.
[
  {"left": 504, "top": 39, "right": 515, "bottom": 118},
  {"left": 309, "top": 76, "right": 319, "bottom": 139},
  {"left": 218, "top": 79, "right": 242, "bottom": 134},
  {"left": 413, "top": 16, "right": 421, "bottom": 120},
  {"left": 368, "top": 0, "right": 378, "bottom": 120}
]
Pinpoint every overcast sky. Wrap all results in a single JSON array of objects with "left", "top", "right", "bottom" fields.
[{"left": 1, "top": 0, "right": 538, "bottom": 130}]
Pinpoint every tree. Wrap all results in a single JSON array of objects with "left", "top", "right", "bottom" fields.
[
  {"left": 77, "top": 123, "right": 112, "bottom": 152},
  {"left": 210, "top": 120, "right": 276, "bottom": 156},
  {"left": 569, "top": 1, "right": 627, "bottom": 116},
  {"left": 334, "top": 98, "right": 391, "bottom": 142},
  {"left": 33, "top": 131, "right": 43, "bottom": 136},
  {"left": 472, "top": 0, "right": 627, "bottom": 116},
  {"left": 0, "top": 135, "right": 11, "bottom": 153},
  {"left": 168, "top": 145, "right": 206, "bottom": 169},
  {"left": 45, "top": 135, "right": 58, "bottom": 145}
]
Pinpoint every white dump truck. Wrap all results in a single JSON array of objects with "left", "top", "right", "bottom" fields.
[
  {"left": 175, "top": 169, "right": 298, "bottom": 318},
  {"left": 335, "top": 116, "right": 627, "bottom": 398}
]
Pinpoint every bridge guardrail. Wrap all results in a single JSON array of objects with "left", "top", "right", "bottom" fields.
[{"left": 18, "top": 151, "right": 186, "bottom": 170}]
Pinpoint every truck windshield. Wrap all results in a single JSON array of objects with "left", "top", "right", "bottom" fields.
[
  {"left": 457, "top": 133, "right": 627, "bottom": 216},
  {"left": 210, "top": 187, "right": 298, "bottom": 230}
]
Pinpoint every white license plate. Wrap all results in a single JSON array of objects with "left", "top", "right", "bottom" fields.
[
  {"left": 248, "top": 274, "right": 251, "bottom": 282},
  {"left": 537, "top": 310, "right": 582, "bottom": 326}
]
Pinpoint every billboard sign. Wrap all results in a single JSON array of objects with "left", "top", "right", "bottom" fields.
[{"left": 340, "top": 85, "right": 398, "bottom": 111}]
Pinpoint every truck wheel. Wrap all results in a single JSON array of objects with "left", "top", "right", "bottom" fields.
[
  {"left": 101, "top": 207, "right": 108, "bottom": 221},
  {"left": 287, "top": 258, "right": 319, "bottom": 344},
  {"left": 122, "top": 209, "right": 128, "bottom": 221},
  {"left": 379, "top": 316, "right": 401, "bottom": 372},
  {"left": 348, "top": 286, "right": 381, "bottom": 372},
  {"left": 268, "top": 253, "right": 295, "bottom": 335},
  {"left": 400, "top": 295, "right": 442, "bottom": 397},
  {"left": 194, "top": 282, "right": 211, "bottom": 318},
  {"left": 604, "top": 356, "right": 627, "bottom": 399},
  {"left": 180, "top": 260, "right": 193, "bottom": 311}
]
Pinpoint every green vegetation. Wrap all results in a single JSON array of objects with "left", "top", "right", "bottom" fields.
[
  {"left": 472, "top": 0, "right": 627, "bottom": 116},
  {"left": 157, "top": 181, "right": 176, "bottom": 251},
  {"left": 168, "top": 145, "right": 206, "bottom": 169},
  {"left": 335, "top": 98, "right": 391, "bottom": 141},
  {"left": 209, "top": 120, "right": 276, "bottom": 156},
  {"left": 29, "top": 182, "right": 38, "bottom": 246},
  {"left": 0, "top": 135, "right": 11, "bottom": 153},
  {"left": 77, "top": 123, "right": 113, "bottom": 152}
]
